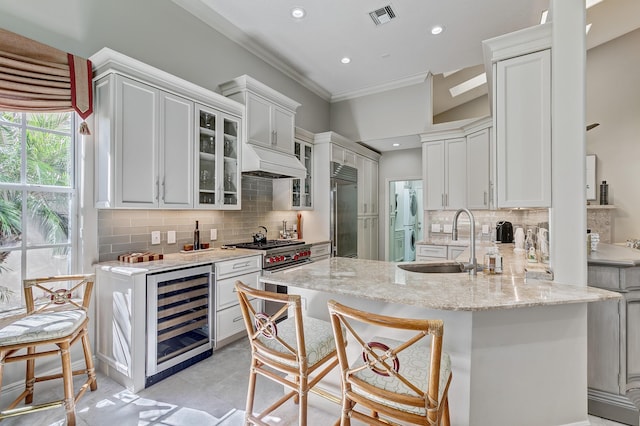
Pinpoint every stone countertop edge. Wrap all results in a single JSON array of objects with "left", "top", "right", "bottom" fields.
[
  {"left": 94, "top": 248, "right": 261, "bottom": 275},
  {"left": 259, "top": 256, "right": 620, "bottom": 312},
  {"left": 587, "top": 243, "right": 640, "bottom": 267}
]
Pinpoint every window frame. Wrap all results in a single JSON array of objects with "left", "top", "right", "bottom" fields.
[{"left": 0, "top": 111, "right": 78, "bottom": 309}]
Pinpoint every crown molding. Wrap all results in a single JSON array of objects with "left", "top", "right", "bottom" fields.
[
  {"left": 172, "top": 0, "right": 331, "bottom": 102},
  {"left": 330, "top": 72, "right": 430, "bottom": 103}
]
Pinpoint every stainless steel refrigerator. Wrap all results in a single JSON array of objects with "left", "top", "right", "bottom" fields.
[{"left": 330, "top": 161, "right": 358, "bottom": 258}]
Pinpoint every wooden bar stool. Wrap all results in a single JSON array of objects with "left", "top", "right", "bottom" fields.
[
  {"left": 328, "top": 299, "right": 452, "bottom": 426},
  {"left": 235, "top": 281, "right": 340, "bottom": 426},
  {"left": 0, "top": 274, "right": 98, "bottom": 425}
]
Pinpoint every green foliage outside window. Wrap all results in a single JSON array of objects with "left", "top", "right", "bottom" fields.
[{"left": 0, "top": 112, "right": 74, "bottom": 304}]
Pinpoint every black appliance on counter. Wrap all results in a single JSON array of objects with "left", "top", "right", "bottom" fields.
[{"left": 496, "top": 221, "right": 514, "bottom": 243}]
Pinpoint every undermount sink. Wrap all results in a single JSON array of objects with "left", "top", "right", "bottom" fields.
[{"left": 397, "top": 262, "right": 465, "bottom": 273}]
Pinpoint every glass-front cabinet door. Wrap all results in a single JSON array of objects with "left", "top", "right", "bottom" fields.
[
  {"left": 222, "top": 117, "right": 239, "bottom": 207},
  {"left": 291, "top": 140, "right": 312, "bottom": 209},
  {"left": 196, "top": 104, "right": 241, "bottom": 209}
]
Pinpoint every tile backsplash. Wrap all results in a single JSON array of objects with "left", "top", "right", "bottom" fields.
[
  {"left": 425, "top": 209, "right": 550, "bottom": 243},
  {"left": 98, "top": 176, "right": 299, "bottom": 261}
]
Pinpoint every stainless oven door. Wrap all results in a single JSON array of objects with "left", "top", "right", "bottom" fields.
[{"left": 262, "top": 258, "right": 312, "bottom": 320}]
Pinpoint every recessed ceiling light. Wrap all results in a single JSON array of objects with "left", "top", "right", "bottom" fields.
[
  {"left": 291, "top": 7, "right": 306, "bottom": 19},
  {"left": 431, "top": 25, "right": 444, "bottom": 35},
  {"left": 392, "top": 143, "right": 400, "bottom": 147},
  {"left": 341, "top": 57, "right": 351, "bottom": 64}
]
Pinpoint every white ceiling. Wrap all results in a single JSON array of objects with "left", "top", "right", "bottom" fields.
[{"left": 173, "top": 0, "right": 640, "bottom": 151}]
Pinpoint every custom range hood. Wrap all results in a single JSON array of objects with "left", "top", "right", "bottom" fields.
[
  {"left": 219, "top": 75, "right": 305, "bottom": 179},
  {"left": 241, "top": 144, "right": 306, "bottom": 179}
]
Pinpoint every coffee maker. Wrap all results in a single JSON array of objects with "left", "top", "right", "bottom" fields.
[{"left": 496, "top": 221, "right": 514, "bottom": 243}]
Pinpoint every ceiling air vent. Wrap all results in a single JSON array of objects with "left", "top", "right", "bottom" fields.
[{"left": 369, "top": 5, "right": 396, "bottom": 26}]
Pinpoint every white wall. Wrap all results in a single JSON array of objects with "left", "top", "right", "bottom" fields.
[
  {"left": 0, "top": 0, "right": 331, "bottom": 134},
  {"left": 329, "top": 80, "right": 432, "bottom": 143},
  {"left": 586, "top": 28, "right": 640, "bottom": 242}
]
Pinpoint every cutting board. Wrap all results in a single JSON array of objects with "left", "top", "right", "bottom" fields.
[{"left": 118, "top": 252, "right": 164, "bottom": 263}]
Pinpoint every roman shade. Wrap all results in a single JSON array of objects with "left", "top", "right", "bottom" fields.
[{"left": 0, "top": 28, "right": 92, "bottom": 134}]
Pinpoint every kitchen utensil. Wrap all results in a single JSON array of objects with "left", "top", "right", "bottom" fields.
[{"left": 496, "top": 221, "right": 513, "bottom": 243}]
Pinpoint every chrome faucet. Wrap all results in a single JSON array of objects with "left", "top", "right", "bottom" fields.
[{"left": 452, "top": 208, "right": 477, "bottom": 275}]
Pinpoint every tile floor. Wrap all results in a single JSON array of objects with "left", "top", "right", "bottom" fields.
[{"left": 0, "top": 337, "right": 631, "bottom": 425}]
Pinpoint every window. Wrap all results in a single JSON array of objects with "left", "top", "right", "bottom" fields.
[{"left": 0, "top": 112, "right": 76, "bottom": 310}]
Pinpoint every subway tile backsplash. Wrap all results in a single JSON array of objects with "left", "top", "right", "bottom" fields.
[{"left": 98, "top": 176, "right": 299, "bottom": 261}]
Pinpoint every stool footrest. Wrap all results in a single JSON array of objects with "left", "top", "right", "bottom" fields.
[{"left": 0, "top": 399, "right": 64, "bottom": 419}]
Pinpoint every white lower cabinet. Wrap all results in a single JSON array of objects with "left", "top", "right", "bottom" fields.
[
  {"left": 310, "top": 242, "right": 331, "bottom": 261},
  {"left": 214, "top": 255, "right": 262, "bottom": 346},
  {"left": 415, "top": 244, "right": 466, "bottom": 262},
  {"left": 416, "top": 244, "right": 447, "bottom": 261},
  {"left": 357, "top": 216, "right": 379, "bottom": 260}
]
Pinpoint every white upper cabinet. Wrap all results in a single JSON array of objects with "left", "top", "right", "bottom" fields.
[
  {"left": 356, "top": 155, "right": 378, "bottom": 215},
  {"left": 331, "top": 144, "right": 357, "bottom": 168},
  {"left": 421, "top": 117, "right": 492, "bottom": 211},
  {"left": 95, "top": 74, "right": 193, "bottom": 209},
  {"left": 114, "top": 76, "right": 159, "bottom": 208},
  {"left": 91, "top": 48, "right": 244, "bottom": 210},
  {"left": 423, "top": 138, "right": 466, "bottom": 210},
  {"left": 220, "top": 75, "right": 300, "bottom": 154},
  {"left": 466, "top": 128, "right": 491, "bottom": 209},
  {"left": 161, "top": 92, "right": 195, "bottom": 208},
  {"left": 495, "top": 49, "right": 551, "bottom": 208},
  {"left": 195, "top": 105, "right": 242, "bottom": 209},
  {"left": 483, "top": 24, "right": 552, "bottom": 208}
]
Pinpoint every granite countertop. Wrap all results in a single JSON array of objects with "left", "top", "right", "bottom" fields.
[
  {"left": 261, "top": 252, "right": 619, "bottom": 312},
  {"left": 95, "top": 248, "right": 261, "bottom": 275},
  {"left": 588, "top": 243, "right": 640, "bottom": 267}
]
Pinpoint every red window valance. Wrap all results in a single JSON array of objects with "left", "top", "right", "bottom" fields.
[{"left": 0, "top": 28, "right": 92, "bottom": 134}]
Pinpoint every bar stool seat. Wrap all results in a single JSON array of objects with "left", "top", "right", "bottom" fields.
[
  {"left": 350, "top": 336, "right": 451, "bottom": 418},
  {"left": 0, "top": 310, "right": 86, "bottom": 345},
  {"left": 257, "top": 315, "right": 338, "bottom": 368}
]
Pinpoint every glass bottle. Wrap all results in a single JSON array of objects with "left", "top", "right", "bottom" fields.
[{"left": 194, "top": 220, "right": 200, "bottom": 250}]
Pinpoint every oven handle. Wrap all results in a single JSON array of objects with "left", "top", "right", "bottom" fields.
[{"left": 263, "top": 258, "right": 312, "bottom": 274}]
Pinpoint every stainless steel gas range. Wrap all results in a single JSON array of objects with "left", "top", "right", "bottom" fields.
[
  {"left": 224, "top": 239, "right": 312, "bottom": 273},
  {"left": 223, "top": 239, "right": 311, "bottom": 318}
]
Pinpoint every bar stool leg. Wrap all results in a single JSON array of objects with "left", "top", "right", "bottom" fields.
[
  {"left": 81, "top": 330, "right": 98, "bottom": 391},
  {"left": 25, "top": 346, "right": 35, "bottom": 404},
  {"left": 245, "top": 359, "right": 258, "bottom": 422},
  {"left": 60, "top": 342, "right": 76, "bottom": 426}
]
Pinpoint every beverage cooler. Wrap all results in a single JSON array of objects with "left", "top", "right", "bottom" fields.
[{"left": 145, "top": 265, "right": 213, "bottom": 387}]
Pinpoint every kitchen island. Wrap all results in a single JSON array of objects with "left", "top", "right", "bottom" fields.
[
  {"left": 587, "top": 243, "right": 640, "bottom": 425},
  {"left": 261, "top": 253, "right": 619, "bottom": 426}
]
